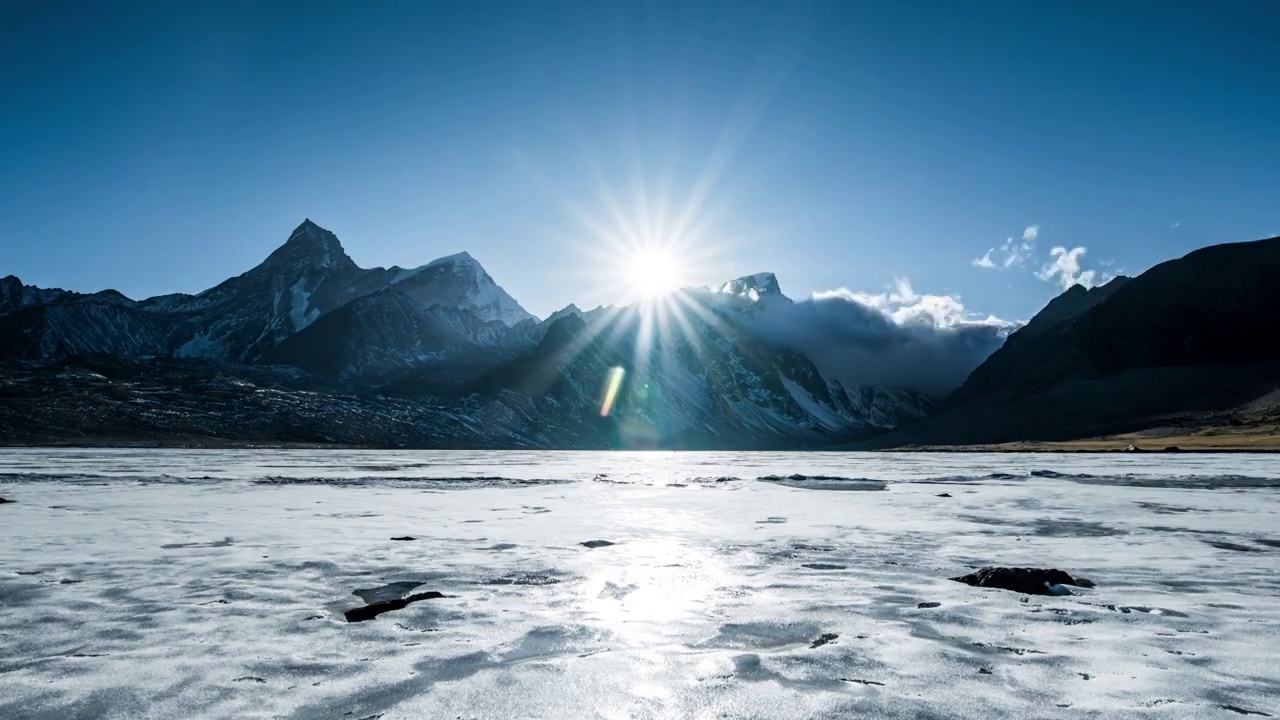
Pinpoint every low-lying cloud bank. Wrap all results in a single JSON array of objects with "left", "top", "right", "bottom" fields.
[{"left": 742, "top": 279, "right": 1015, "bottom": 395}]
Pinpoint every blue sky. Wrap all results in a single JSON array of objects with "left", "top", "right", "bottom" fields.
[{"left": 2, "top": 1, "right": 1278, "bottom": 320}]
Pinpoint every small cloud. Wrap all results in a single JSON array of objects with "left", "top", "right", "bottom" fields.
[
  {"left": 971, "top": 250, "right": 997, "bottom": 269},
  {"left": 973, "top": 226, "right": 1038, "bottom": 272},
  {"left": 1037, "top": 246, "right": 1098, "bottom": 290},
  {"left": 1171, "top": 221, "right": 1181, "bottom": 228}
]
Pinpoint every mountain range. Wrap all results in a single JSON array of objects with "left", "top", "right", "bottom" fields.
[
  {"left": 5, "top": 221, "right": 1277, "bottom": 449},
  {"left": 0, "top": 220, "right": 946, "bottom": 448}
]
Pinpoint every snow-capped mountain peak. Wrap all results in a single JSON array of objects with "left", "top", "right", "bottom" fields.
[
  {"left": 391, "top": 250, "right": 536, "bottom": 327},
  {"left": 718, "top": 272, "right": 788, "bottom": 303},
  {"left": 425, "top": 250, "right": 478, "bottom": 269},
  {"left": 711, "top": 270, "right": 788, "bottom": 303}
]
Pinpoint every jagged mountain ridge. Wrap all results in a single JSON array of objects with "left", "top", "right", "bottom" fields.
[
  {"left": 2, "top": 220, "right": 943, "bottom": 447},
  {"left": 446, "top": 295, "right": 935, "bottom": 447},
  {"left": 0, "top": 220, "right": 536, "bottom": 363}
]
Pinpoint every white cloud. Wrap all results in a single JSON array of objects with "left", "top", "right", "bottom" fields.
[
  {"left": 972, "top": 225, "right": 1038, "bottom": 271},
  {"left": 742, "top": 278, "right": 1014, "bottom": 393},
  {"left": 1037, "top": 246, "right": 1098, "bottom": 290},
  {"left": 813, "top": 278, "right": 1008, "bottom": 330}
]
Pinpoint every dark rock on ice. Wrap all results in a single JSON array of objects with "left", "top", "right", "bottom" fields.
[
  {"left": 801, "top": 563, "right": 847, "bottom": 570},
  {"left": 580, "top": 540, "right": 615, "bottom": 548},
  {"left": 0, "top": 496, "right": 11, "bottom": 503},
  {"left": 389, "top": 536, "right": 416, "bottom": 541},
  {"left": 809, "top": 632, "right": 839, "bottom": 648},
  {"left": 950, "top": 567, "right": 1094, "bottom": 596},
  {"left": 344, "top": 591, "right": 446, "bottom": 622},
  {"left": 233, "top": 676, "right": 267, "bottom": 683},
  {"left": 1206, "top": 540, "right": 1266, "bottom": 552},
  {"left": 483, "top": 573, "right": 560, "bottom": 586},
  {"left": 917, "top": 601, "right": 941, "bottom": 608},
  {"left": 1218, "top": 705, "right": 1272, "bottom": 717},
  {"left": 353, "top": 581, "right": 428, "bottom": 603},
  {"left": 937, "top": 492, "right": 952, "bottom": 497},
  {"left": 972, "top": 642, "right": 1046, "bottom": 655},
  {"left": 841, "top": 677, "right": 885, "bottom": 686}
]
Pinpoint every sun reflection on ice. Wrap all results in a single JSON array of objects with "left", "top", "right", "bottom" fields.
[{"left": 581, "top": 535, "right": 728, "bottom": 647}]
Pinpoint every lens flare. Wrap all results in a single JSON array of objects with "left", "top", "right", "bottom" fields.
[{"left": 600, "top": 366, "right": 625, "bottom": 417}]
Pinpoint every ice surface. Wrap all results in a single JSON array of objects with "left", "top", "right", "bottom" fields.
[{"left": 1, "top": 449, "right": 1278, "bottom": 719}]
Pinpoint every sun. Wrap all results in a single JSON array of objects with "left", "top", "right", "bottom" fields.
[{"left": 626, "top": 247, "right": 685, "bottom": 298}]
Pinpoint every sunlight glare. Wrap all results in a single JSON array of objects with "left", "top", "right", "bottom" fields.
[{"left": 627, "top": 247, "right": 684, "bottom": 298}]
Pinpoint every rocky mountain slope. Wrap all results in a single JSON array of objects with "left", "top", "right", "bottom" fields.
[
  {"left": 1, "top": 220, "right": 949, "bottom": 448},
  {"left": 873, "top": 234, "right": 1280, "bottom": 446},
  {"left": 0, "top": 220, "right": 536, "bottom": 363}
]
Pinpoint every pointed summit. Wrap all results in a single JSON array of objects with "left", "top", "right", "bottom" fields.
[
  {"left": 291, "top": 218, "right": 323, "bottom": 234},
  {"left": 270, "top": 219, "right": 351, "bottom": 270},
  {"left": 423, "top": 251, "right": 479, "bottom": 270}
]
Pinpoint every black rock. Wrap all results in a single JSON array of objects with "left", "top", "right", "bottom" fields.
[
  {"left": 1217, "top": 704, "right": 1272, "bottom": 717},
  {"left": 344, "top": 591, "right": 446, "bottom": 623},
  {"left": 580, "top": 540, "right": 615, "bottom": 549},
  {"left": 809, "top": 632, "right": 839, "bottom": 649},
  {"left": 0, "top": 496, "right": 11, "bottom": 504},
  {"left": 950, "top": 567, "right": 1093, "bottom": 596},
  {"left": 917, "top": 601, "right": 941, "bottom": 608},
  {"left": 389, "top": 536, "right": 416, "bottom": 541},
  {"left": 937, "top": 492, "right": 952, "bottom": 498}
]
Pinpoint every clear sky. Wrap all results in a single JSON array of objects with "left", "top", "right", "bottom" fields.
[{"left": 2, "top": 1, "right": 1278, "bottom": 320}]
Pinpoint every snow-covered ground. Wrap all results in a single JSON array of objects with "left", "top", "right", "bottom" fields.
[{"left": 1, "top": 449, "right": 1278, "bottom": 719}]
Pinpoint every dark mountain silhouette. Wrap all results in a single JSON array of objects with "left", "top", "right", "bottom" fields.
[{"left": 873, "top": 235, "right": 1280, "bottom": 446}]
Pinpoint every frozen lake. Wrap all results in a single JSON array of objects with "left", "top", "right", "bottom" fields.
[{"left": 2, "top": 449, "right": 1278, "bottom": 719}]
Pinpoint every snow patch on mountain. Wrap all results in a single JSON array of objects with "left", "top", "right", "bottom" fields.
[
  {"left": 398, "top": 251, "right": 536, "bottom": 327},
  {"left": 288, "top": 277, "right": 321, "bottom": 331},
  {"left": 175, "top": 332, "right": 224, "bottom": 359},
  {"left": 780, "top": 377, "right": 847, "bottom": 431}
]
